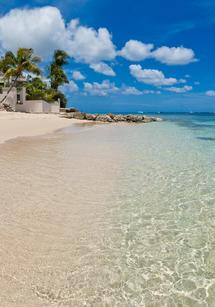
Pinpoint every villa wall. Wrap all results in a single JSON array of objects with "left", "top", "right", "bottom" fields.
[
  {"left": 0, "top": 86, "right": 60, "bottom": 113},
  {"left": 15, "top": 99, "right": 60, "bottom": 113}
]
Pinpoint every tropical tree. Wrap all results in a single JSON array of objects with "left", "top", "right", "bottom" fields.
[
  {"left": 49, "top": 49, "right": 69, "bottom": 90},
  {"left": 26, "top": 77, "right": 47, "bottom": 100},
  {"left": 48, "top": 50, "right": 69, "bottom": 108},
  {"left": 0, "top": 48, "right": 41, "bottom": 105}
]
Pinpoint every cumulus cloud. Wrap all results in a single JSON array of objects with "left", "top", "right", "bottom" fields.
[
  {"left": 0, "top": 6, "right": 67, "bottom": 58},
  {"left": 0, "top": 7, "right": 116, "bottom": 64},
  {"left": 72, "top": 70, "right": 85, "bottom": 80},
  {"left": 122, "top": 86, "right": 161, "bottom": 95},
  {"left": 83, "top": 80, "right": 119, "bottom": 96},
  {"left": 119, "top": 40, "right": 154, "bottom": 61},
  {"left": 122, "top": 86, "right": 143, "bottom": 95},
  {"left": 166, "top": 85, "right": 193, "bottom": 93},
  {"left": 206, "top": 90, "right": 215, "bottom": 96},
  {"left": 129, "top": 64, "right": 181, "bottom": 86},
  {"left": 90, "top": 62, "right": 116, "bottom": 76},
  {"left": 153, "top": 46, "right": 196, "bottom": 65},
  {"left": 0, "top": 6, "right": 197, "bottom": 73},
  {"left": 61, "top": 80, "right": 79, "bottom": 93},
  {"left": 67, "top": 19, "right": 116, "bottom": 64},
  {"left": 119, "top": 40, "right": 196, "bottom": 65}
]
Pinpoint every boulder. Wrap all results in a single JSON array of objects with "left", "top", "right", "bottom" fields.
[
  {"left": 142, "top": 117, "right": 153, "bottom": 123},
  {"left": 96, "top": 115, "right": 114, "bottom": 122},
  {"left": 72, "top": 112, "right": 86, "bottom": 119},
  {"left": 85, "top": 113, "right": 98, "bottom": 121},
  {"left": 62, "top": 112, "right": 86, "bottom": 119},
  {"left": 112, "top": 115, "right": 127, "bottom": 122},
  {"left": 60, "top": 111, "right": 162, "bottom": 123},
  {"left": 108, "top": 113, "right": 115, "bottom": 120},
  {"left": 126, "top": 115, "right": 144, "bottom": 122},
  {"left": 65, "top": 107, "right": 79, "bottom": 113}
]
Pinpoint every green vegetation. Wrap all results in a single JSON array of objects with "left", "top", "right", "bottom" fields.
[
  {"left": 48, "top": 50, "right": 69, "bottom": 108},
  {"left": 0, "top": 48, "right": 69, "bottom": 108}
]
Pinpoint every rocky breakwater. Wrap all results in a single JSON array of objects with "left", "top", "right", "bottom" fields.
[{"left": 60, "top": 109, "right": 162, "bottom": 123}]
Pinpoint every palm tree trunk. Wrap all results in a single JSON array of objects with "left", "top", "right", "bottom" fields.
[{"left": 0, "top": 75, "right": 20, "bottom": 105}]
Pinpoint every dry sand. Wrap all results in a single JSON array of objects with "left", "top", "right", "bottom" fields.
[{"left": 0, "top": 112, "right": 82, "bottom": 144}]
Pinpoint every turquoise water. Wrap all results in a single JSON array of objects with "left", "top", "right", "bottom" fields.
[
  {"left": 84, "top": 114, "right": 215, "bottom": 306},
  {"left": 0, "top": 114, "right": 215, "bottom": 306},
  {"left": 60, "top": 114, "right": 215, "bottom": 306}
]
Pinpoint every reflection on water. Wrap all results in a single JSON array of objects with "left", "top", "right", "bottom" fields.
[{"left": 0, "top": 115, "right": 215, "bottom": 306}]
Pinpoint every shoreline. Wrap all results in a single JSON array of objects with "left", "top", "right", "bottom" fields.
[
  {"left": 0, "top": 112, "right": 89, "bottom": 145},
  {"left": 0, "top": 111, "right": 162, "bottom": 145}
]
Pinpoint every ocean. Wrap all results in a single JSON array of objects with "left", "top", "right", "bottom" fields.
[{"left": 0, "top": 113, "right": 215, "bottom": 306}]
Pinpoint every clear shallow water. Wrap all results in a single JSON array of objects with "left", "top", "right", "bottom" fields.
[{"left": 0, "top": 114, "right": 215, "bottom": 306}]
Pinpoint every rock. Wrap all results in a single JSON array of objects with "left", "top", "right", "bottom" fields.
[
  {"left": 60, "top": 111, "right": 162, "bottom": 123},
  {"left": 126, "top": 115, "right": 144, "bottom": 122},
  {"left": 143, "top": 117, "right": 153, "bottom": 123},
  {"left": 112, "top": 115, "right": 127, "bottom": 122},
  {"left": 96, "top": 115, "right": 113, "bottom": 122},
  {"left": 60, "top": 107, "right": 79, "bottom": 113},
  {"left": 65, "top": 107, "right": 79, "bottom": 113},
  {"left": 72, "top": 112, "right": 86, "bottom": 120},
  {"left": 1, "top": 102, "right": 14, "bottom": 112},
  {"left": 85, "top": 113, "right": 98, "bottom": 121},
  {"left": 61, "top": 112, "right": 86, "bottom": 120},
  {"left": 108, "top": 113, "right": 115, "bottom": 120}
]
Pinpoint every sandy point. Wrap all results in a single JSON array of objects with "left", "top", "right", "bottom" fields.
[{"left": 0, "top": 112, "right": 87, "bottom": 144}]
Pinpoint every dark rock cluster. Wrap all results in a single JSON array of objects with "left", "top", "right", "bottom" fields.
[{"left": 60, "top": 109, "right": 162, "bottom": 123}]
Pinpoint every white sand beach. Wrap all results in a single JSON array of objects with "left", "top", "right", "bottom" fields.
[{"left": 0, "top": 112, "right": 82, "bottom": 144}]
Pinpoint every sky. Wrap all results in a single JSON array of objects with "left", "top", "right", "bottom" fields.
[{"left": 0, "top": 0, "right": 214, "bottom": 112}]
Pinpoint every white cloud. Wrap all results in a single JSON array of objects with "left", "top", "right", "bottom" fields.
[
  {"left": 206, "top": 90, "right": 215, "bottom": 96},
  {"left": 0, "top": 6, "right": 66, "bottom": 58},
  {"left": 129, "top": 64, "right": 180, "bottom": 86},
  {"left": 166, "top": 85, "right": 193, "bottom": 93},
  {"left": 0, "top": 7, "right": 116, "bottom": 64},
  {"left": 0, "top": 6, "right": 197, "bottom": 73},
  {"left": 72, "top": 70, "right": 85, "bottom": 80},
  {"left": 119, "top": 40, "right": 154, "bottom": 61},
  {"left": 153, "top": 46, "right": 196, "bottom": 65},
  {"left": 118, "top": 40, "right": 196, "bottom": 66},
  {"left": 90, "top": 62, "right": 116, "bottom": 76},
  {"left": 122, "top": 86, "right": 161, "bottom": 95},
  {"left": 67, "top": 19, "right": 116, "bottom": 64},
  {"left": 83, "top": 80, "right": 119, "bottom": 96},
  {"left": 122, "top": 86, "right": 143, "bottom": 95},
  {"left": 61, "top": 80, "right": 79, "bottom": 93}
]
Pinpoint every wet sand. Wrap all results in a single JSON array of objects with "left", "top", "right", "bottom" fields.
[{"left": 0, "top": 123, "right": 124, "bottom": 306}]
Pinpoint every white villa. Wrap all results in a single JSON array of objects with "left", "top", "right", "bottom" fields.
[{"left": 0, "top": 73, "right": 60, "bottom": 113}]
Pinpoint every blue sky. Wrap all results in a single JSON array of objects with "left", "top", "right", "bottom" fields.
[{"left": 0, "top": 0, "right": 215, "bottom": 112}]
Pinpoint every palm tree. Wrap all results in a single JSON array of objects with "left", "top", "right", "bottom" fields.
[
  {"left": 49, "top": 50, "right": 69, "bottom": 90},
  {"left": 26, "top": 77, "right": 47, "bottom": 100},
  {"left": 0, "top": 48, "right": 41, "bottom": 105}
]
